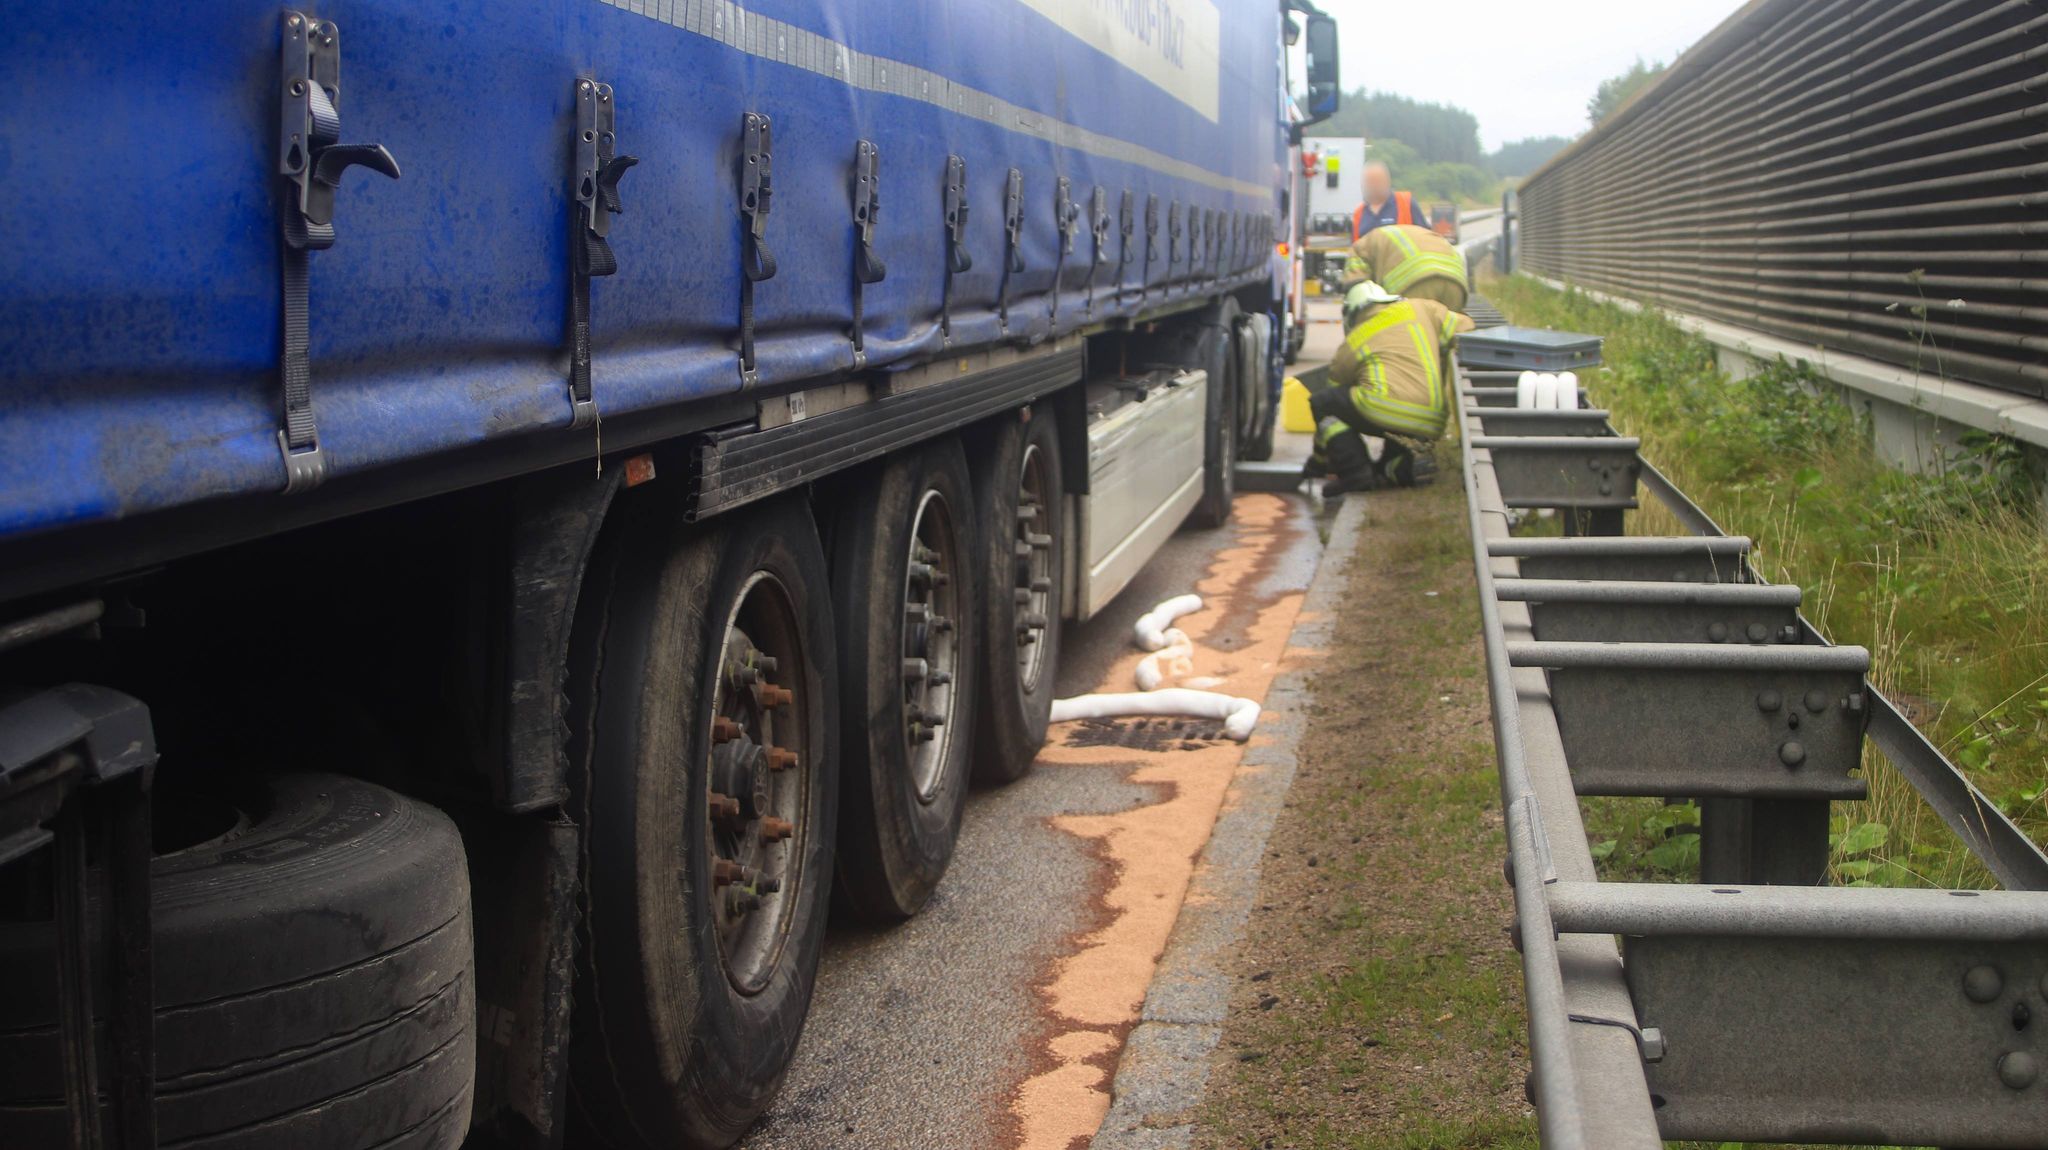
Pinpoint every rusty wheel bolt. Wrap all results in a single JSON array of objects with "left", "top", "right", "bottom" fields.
[
  {"left": 709, "top": 792, "right": 744, "bottom": 821},
  {"left": 713, "top": 857, "right": 745, "bottom": 887},
  {"left": 766, "top": 747, "right": 799, "bottom": 772},
  {"left": 712, "top": 715, "right": 743, "bottom": 744},
  {"left": 761, "top": 817, "right": 795, "bottom": 843},
  {"left": 756, "top": 683, "right": 794, "bottom": 709}
]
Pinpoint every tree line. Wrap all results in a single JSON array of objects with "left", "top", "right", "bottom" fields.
[{"left": 1309, "top": 62, "right": 1667, "bottom": 206}]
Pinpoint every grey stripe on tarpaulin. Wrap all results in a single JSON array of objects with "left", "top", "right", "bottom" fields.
[{"left": 601, "top": 0, "right": 1274, "bottom": 201}]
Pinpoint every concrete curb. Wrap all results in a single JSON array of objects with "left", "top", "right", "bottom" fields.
[{"left": 1092, "top": 495, "right": 1370, "bottom": 1149}]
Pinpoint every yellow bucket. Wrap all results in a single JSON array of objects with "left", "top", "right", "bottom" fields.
[{"left": 1281, "top": 376, "right": 1316, "bottom": 434}]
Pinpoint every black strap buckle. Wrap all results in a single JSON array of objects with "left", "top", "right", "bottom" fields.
[
  {"left": 1000, "top": 167, "right": 1025, "bottom": 333},
  {"left": 276, "top": 9, "right": 398, "bottom": 495},
  {"left": 738, "top": 112, "right": 776, "bottom": 388},
  {"left": 570, "top": 78, "right": 637, "bottom": 430},
  {"left": 1143, "top": 193, "right": 1159, "bottom": 301},
  {"left": 941, "top": 154, "right": 970, "bottom": 348},
  {"left": 850, "top": 139, "right": 885, "bottom": 367}
]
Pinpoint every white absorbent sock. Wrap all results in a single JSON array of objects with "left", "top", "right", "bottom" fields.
[
  {"left": 1516, "top": 370, "right": 1539, "bottom": 409},
  {"left": 1134, "top": 628, "right": 1196, "bottom": 691},
  {"left": 1048, "top": 689, "right": 1262, "bottom": 742},
  {"left": 1555, "top": 371, "right": 1580, "bottom": 411},
  {"left": 1133, "top": 593, "right": 1203, "bottom": 652}
]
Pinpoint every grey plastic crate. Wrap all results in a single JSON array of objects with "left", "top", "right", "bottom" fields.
[{"left": 1456, "top": 325, "right": 1603, "bottom": 372}]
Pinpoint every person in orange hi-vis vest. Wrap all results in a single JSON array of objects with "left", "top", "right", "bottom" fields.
[{"left": 1350, "top": 160, "right": 1432, "bottom": 240}]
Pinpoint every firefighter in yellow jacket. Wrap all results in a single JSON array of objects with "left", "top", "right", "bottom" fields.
[
  {"left": 1308, "top": 281, "right": 1475, "bottom": 493},
  {"left": 1340, "top": 223, "right": 1469, "bottom": 313}
]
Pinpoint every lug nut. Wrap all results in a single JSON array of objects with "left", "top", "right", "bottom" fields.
[
  {"left": 713, "top": 857, "right": 745, "bottom": 887},
  {"left": 1017, "top": 503, "right": 1040, "bottom": 522},
  {"left": 756, "top": 683, "right": 794, "bottom": 709},
  {"left": 712, "top": 715, "right": 744, "bottom": 743},
  {"left": 1024, "top": 531, "right": 1053, "bottom": 550},
  {"left": 931, "top": 615, "right": 955, "bottom": 634},
  {"left": 761, "top": 816, "right": 796, "bottom": 843},
  {"left": 909, "top": 561, "right": 935, "bottom": 585},
  {"left": 904, "top": 657, "right": 929, "bottom": 682},
  {"left": 1031, "top": 578, "right": 1052, "bottom": 592},
  {"left": 710, "top": 792, "right": 744, "bottom": 821},
  {"left": 928, "top": 671, "right": 952, "bottom": 687},
  {"left": 765, "top": 746, "right": 799, "bottom": 772}
]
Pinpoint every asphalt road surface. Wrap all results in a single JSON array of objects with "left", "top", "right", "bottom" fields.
[{"left": 742, "top": 472, "right": 1326, "bottom": 1150}]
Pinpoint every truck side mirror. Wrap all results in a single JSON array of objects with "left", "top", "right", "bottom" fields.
[{"left": 1304, "top": 15, "right": 1340, "bottom": 121}]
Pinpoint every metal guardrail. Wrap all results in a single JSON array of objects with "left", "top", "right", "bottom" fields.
[
  {"left": 1454, "top": 358, "right": 2048, "bottom": 1147},
  {"left": 1512, "top": 0, "right": 2048, "bottom": 399}
]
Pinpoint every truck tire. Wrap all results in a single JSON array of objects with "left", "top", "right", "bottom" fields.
[
  {"left": 1188, "top": 298, "right": 1242, "bottom": 529},
  {"left": 969, "top": 409, "right": 1064, "bottom": 785},
  {"left": 831, "top": 437, "right": 982, "bottom": 920},
  {"left": 567, "top": 493, "right": 839, "bottom": 1150},
  {"left": 1238, "top": 312, "right": 1276, "bottom": 462},
  {"left": 0, "top": 772, "right": 475, "bottom": 1150}
]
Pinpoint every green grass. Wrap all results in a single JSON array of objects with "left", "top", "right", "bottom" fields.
[
  {"left": 1197, "top": 479, "right": 1538, "bottom": 1149},
  {"left": 1485, "top": 274, "right": 2048, "bottom": 890}
]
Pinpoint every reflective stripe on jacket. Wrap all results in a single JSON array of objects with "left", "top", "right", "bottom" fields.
[
  {"left": 1327, "top": 298, "right": 1476, "bottom": 439},
  {"left": 1341, "top": 224, "right": 1468, "bottom": 312}
]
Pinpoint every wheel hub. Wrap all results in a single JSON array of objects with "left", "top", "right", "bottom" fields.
[
  {"left": 707, "top": 608, "right": 806, "bottom": 995},
  {"left": 902, "top": 496, "right": 961, "bottom": 799}
]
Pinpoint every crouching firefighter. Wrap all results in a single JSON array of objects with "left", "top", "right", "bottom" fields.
[
  {"left": 1341, "top": 223, "right": 1469, "bottom": 313},
  {"left": 1307, "top": 281, "right": 1474, "bottom": 495}
]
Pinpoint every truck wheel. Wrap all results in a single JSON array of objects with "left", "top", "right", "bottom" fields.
[
  {"left": 831, "top": 438, "right": 982, "bottom": 920},
  {"left": 1188, "top": 298, "right": 1242, "bottom": 529},
  {"left": 0, "top": 772, "right": 475, "bottom": 1150},
  {"left": 970, "top": 409, "right": 1064, "bottom": 785},
  {"left": 567, "top": 493, "right": 838, "bottom": 1150},
  {"left": 1238, "top": 312, "right": 1276, "bottom": 462}
]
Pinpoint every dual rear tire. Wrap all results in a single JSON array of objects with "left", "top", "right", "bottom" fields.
[
  {"left": 568, "top": 492, "right": 839, "bottom": 1149},
  {"left": 566, "top": 420, "right": 1070, "bottom": 1144}
]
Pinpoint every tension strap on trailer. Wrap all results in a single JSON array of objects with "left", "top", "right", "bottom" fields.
[
  {"left": 848, "top": 139, "right": 886, "bottom": 369},
  {"left": 940, "top": 154, "right": 970, "bottom": 348},
  {"left": 998, "top": 167, "right": 1025, "bottom": 335},
  {"left": 1086, "top": 185, "right": 1109, "bottom": 317},
  {"left": 1141, "top": 193, "right": 1159, "bottom": 302},
  {"left": 275, "top": 10, "right": 398, "bottom": 494},
  {"left": 1116, "top": 189, "right": 1136, "bottom": 306},
  {"left": 738, "top": 111, "right": 776, "bottom": 389},
  {"left": 569, "top": 77, "right": 637, "bottom": 430},
  {"left": 1167, "top": 200, "right": 1184, "bottom": 282},
  {"left": 1050, "top": 176, "right": 1078, "bottom": 324}
]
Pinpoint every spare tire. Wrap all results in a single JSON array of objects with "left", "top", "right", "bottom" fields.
[{"left": 0, "top": 772, "right": 475, "bottom": 1150}]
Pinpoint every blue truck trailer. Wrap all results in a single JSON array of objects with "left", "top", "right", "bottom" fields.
[{"left": 0, "top": 3, "right": 1339, "bottom": 1147}]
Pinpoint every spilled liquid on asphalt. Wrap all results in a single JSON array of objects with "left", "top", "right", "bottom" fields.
[{"left": 1009, "top": 493, "right": 1312, "bottom": 1148}]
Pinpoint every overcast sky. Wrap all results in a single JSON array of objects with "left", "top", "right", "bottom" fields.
[{"left": 1329, "top": 0, "right": 1749, "bottom": 150}]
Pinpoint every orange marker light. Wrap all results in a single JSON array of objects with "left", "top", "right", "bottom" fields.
[{"left": 624, "top": 453, "right": 657, "bottom": 487}]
